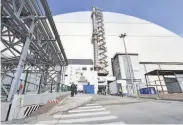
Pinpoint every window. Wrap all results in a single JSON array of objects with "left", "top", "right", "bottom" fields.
[{"left": 82, "top": 67, "right": 87, "bottom": 70}]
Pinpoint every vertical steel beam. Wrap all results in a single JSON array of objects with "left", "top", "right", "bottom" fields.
[
  {"left": 56, "top": 70, "right": 61, "bottom": 92},
  {"left": 38, "top": 73, "right": 42, "bottom": 94},
  {"left": 62, "top": 66, "right": 66, "bottom": 91},
  {"left": 7, "top": 21, "right": 35, "bottom": 101},
  {"left": 154, "top": 81, "right": 160, "bottom": 98},
  {"left": 145, "top": 75, "right": 149, "bottom": 88},
  {"left": 60, "top": 66, "right": 63, "bottom": 92},
  {"left": 157, "top": 71, "right": 164, "bottom": 93},
  {"left": 22, "top": 71, "right": 29, "bottom": 94},
  {"left": 50, "top": 80, "right": 53, "bottom": 93},
  {"left": 143, "top": 64, "right": 150, "bottom": 83}
]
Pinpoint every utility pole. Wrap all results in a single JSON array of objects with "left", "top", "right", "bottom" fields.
[{"left": 119, "top": 33, "right": 135, "bottom": 95}]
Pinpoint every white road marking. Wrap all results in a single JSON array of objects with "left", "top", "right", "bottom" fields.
[
  {"left": 68, "top": 108, "right": 106, "bottom": 113},
  {"left": 78, "top": 105, "right": 102, "bottom": 109},
  {"left": 57, "top": 115, "right": 118, "bottom": 123},
  {"left": 36, "top": 120, "right": 57, "bottom": 124},
  {"left": 97, "top": 121, "right": 127, "bottom": 125},
  {"left": 54, "top": 111, "right": 110, "bottom": 118},
  {"left": 86, "top": 103, "right": 98, "bottom": 106}
]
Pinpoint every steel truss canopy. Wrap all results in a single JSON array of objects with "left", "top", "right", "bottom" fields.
[
  {"left": 1, "top": 0, "right": 67, "bottom": 66},
  {"left": 1, "top": 0, "right": 68, "bottom": 101}
]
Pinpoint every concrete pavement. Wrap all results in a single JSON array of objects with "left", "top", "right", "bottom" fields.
[
  {"left": 37, "top": 103, "right": 125, "bottom": 124},
  {"left": 3, "top": 94, "right": 183, "bottom": 124},
  {"left": 92, "top": 95, "right": 183, "bottom": 124},
  {"left": 49, "top": 94, "right": 93, "bottom": 115},
  {"left": 2, "top": 94, "right": 93, "bottom": 124}
]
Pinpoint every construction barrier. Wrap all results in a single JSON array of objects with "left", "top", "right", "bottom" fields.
[{"left": 48, "top": 99, "right": 59, "bottom": 104}]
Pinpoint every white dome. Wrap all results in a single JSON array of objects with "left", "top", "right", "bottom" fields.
[{"left": 53, "top": 11, "right": 183, "bottom": 75}]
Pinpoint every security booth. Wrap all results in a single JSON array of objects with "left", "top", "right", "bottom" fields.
[{"left": 145, "top": 70, "right": 183, "bottom": 94}]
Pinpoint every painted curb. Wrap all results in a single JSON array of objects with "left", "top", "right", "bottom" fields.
[{"left": 50, "top": 96, "right": 93, "bottom": 115}]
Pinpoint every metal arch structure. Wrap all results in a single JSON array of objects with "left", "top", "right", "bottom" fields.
[
  {"left": 1, "top": 0, "right": 68, "bottom": 101},
  {"left": 91, "top": 7, "right": 108, "bottom": 76}
]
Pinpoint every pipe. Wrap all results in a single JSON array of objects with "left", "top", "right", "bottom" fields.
[{"left": 40, "top": 0, "right": 68, "bottom": 65}]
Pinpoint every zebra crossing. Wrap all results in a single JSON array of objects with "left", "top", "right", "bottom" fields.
[{"left": 37, "top": 103, "right": 126, "bottom": 125}]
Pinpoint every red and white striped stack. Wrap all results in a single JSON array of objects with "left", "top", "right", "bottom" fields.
[{"left": 48, "top": 99, "right": 59, "bottom": 104}]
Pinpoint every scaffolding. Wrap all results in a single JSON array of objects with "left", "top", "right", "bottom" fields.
[
  {"left": 1, "top": 0, "right": 68, "bottom": 101},
  {"left": 91, "top": 7, "right": 108, "bottom": 76}
]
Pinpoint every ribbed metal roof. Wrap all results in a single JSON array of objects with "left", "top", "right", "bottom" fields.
[{"left": 68, "top": 59, "right": 93, "bottom": 65}]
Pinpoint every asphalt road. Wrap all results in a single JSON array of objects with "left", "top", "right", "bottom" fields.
[
  {"left": 91, "top": 95, "right": 183, "bottom": 124},
  {"left": 35, "top": 94, "right": 183, "bottom": 124}
]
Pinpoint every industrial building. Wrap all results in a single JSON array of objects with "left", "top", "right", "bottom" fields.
[
  {"left": 65, "top": 59, "right": 98, "bottom": 94},
  {"left": 111, "top": 53, "right": 183, "bottom": 95},
  {"left": 53, "top": 11, "right": 183, "bottom": 95}
]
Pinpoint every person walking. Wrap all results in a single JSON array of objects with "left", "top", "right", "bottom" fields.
[
  {"left": 70, "top": 83, "right": 75, "bottom": 97},
  {"left": 75, "top": 84, "right": 77, "bottom": 95}
]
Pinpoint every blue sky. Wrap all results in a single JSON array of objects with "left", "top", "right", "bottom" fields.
[{"left": 47, "top": 0, "right": 183, "bottom": 36}]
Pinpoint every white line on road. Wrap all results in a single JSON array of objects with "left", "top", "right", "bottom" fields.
[
  {"left": 68, "top": 108, "right": 106, "bottom": 113},
  {"left": 97, "top": 122, "right": 127, "bottom": 125},
  {"left": 86, "top": 103, "right": 99, "bottom": 106},
  {"left": 78, "top": 105, "right": 102, "bottom": 109},
  {"left": 54, "top": 111, "right": 110, "bottom": 118},
  {"left": 57, "top": 116, "right": 118, "bottom": 123},
  {"left": 36, "top": 120, "right": 57, "bottom": 124}
]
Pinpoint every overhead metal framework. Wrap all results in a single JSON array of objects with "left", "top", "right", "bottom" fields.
[{"left": 1, "top": 0, "right": 68, "bottom": 101}]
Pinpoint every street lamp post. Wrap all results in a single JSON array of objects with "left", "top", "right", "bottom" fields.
[{"left": 119, "top": 33, "right": 134, "bottom": 95}]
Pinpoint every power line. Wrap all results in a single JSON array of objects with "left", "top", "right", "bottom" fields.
[
  {"left": 55, "top": 22, "right": 151, "bottom": 24},
  {"left": 59, "top": 34, "right": 180, "bottom": 37}
]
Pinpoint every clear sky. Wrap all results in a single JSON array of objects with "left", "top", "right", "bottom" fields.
[{"left": 47, "top": 0, "right": 183, "bottom": 37}]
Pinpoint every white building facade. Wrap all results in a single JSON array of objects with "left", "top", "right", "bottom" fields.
[
  {"left": 65, "top": 59, "right": 98, "bottom": 94},
  {"left": 112, "top": 53, "right": 183, "bottom": 95}
]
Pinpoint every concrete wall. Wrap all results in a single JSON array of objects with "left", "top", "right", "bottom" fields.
[
  {"left": 8, "top": 92, "right": 67, "bottom": 121},
  {"left": 1, "top": 102, "right": 11, "bottom": 121}
]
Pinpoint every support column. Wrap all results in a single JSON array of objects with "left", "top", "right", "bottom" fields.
[
  {"left": 22, "top": 71, "right": 29, "bottom": 94},
  {"left": 61, "top": 66, "right": 65, "bottom": 92},
  {"left": 51, "top": 80, "right": 53, "bottom": 93},
  {"left": 56, "top": 69, "right": 61, "bottom": 92},
  {"left": 38, "top": 72, "right": 43, "bottom": 94},
  {"left": 154, "top": 81, "right": 160, "bottom": 99},
  {"left": 7, "top": 21, "right": 35, "bottom": 101},
  {"left": 42, "top": 66, "right": 48, "bottom": 92},
  {"left": 157, "top": 71, "right": 164, "bottom": 93},
  {"left": 145, "top": 75, "right": 148, "bottom": 88}
]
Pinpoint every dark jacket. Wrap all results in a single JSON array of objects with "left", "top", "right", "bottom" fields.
[{"left": 71, "top": 84, "right": 75, "bottom": 91}]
